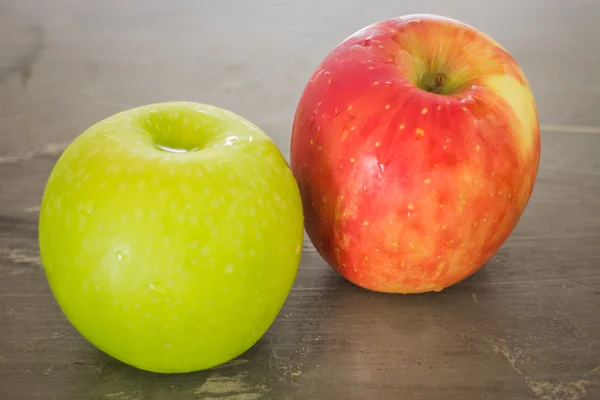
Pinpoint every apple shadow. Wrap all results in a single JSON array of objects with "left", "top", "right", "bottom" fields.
[
  {"left": 61, "top": 246, "right": 516, "bottom": 400},
  {"left": 229, "top": 247, "right": 524, "bottom": 400}
]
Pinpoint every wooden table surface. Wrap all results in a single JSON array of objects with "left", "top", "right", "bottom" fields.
[{"left": 1, "top": 1, "right": 599, "bottom": 399}]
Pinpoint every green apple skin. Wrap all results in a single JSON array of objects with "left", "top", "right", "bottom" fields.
[{"left": 38, "top": 102, "right": 304, "bottom": 373}]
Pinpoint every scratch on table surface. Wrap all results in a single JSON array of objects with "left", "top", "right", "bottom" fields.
[
  {"left": 526, "top": 378, "right": 595, "bottom": 400},
  {"left": 201, "top": 395, "right": 261, "bottom": 400},
  {"left": 0, "top": 142, "right": 68, "bottom": 164},
  {"left": 488, "top": 338, "right": 598, "bottom": 399},
  {"left": 269, "top": 335, "right": 282, "bottom": 373},
  {"left": 51, "top": 330, "right": 68, "bottom": 340},
  {"left": 210, "top": 359, "right": 250, "bottom": 369},
  {"left": 0, "top": 245, "right": 41, "bottom": 266},
  {"left": 103, "top": 392, "right": 140, "bottom": 400},
  {"left": 488, "top": 338, "right": 528, "bottom": 375},
  {"left": 472, "top": 293, "right": 478, "bottom": 303},
  {"left": 191, "top": 373, "right": 268, "bottom": 400},
  {"left": 104, "top": 392, "right": 125, "bottom": 398},
  {"left": 585, "top": 366, "right": 600, "bottom": 377}
]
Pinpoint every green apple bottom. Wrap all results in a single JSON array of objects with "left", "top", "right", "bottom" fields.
[{"left": 38, "top": 102, "right": 304, "bottom": 373}]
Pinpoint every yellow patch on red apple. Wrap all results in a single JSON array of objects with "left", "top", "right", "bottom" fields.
[{"left": 480, "top": 74, "right": 539, "bottom": 154}]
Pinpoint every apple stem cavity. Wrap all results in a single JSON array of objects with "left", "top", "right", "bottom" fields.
[{"left": 419, "top": 72, "right": 448, "bottom": 94}]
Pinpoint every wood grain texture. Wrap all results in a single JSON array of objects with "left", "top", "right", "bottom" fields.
[{"left": 1, "top": 1, "right": 600, "bottom": 399}]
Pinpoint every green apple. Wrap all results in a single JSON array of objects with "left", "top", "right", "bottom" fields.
[{"left": 38, "top": 102, "right": 304, "bottom": 373}]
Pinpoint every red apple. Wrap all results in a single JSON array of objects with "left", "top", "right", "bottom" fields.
[{"left": 290, "top": 14, "right": 540, "bottom": 294}]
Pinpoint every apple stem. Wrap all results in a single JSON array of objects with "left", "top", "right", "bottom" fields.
[{"left": 420, "top": 73, "right": 447, "bottom": 94}]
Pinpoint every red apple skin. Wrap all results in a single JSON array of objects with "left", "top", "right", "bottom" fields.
[{"left": 290, "top": 14, "right": 540, "bottom": 293}]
